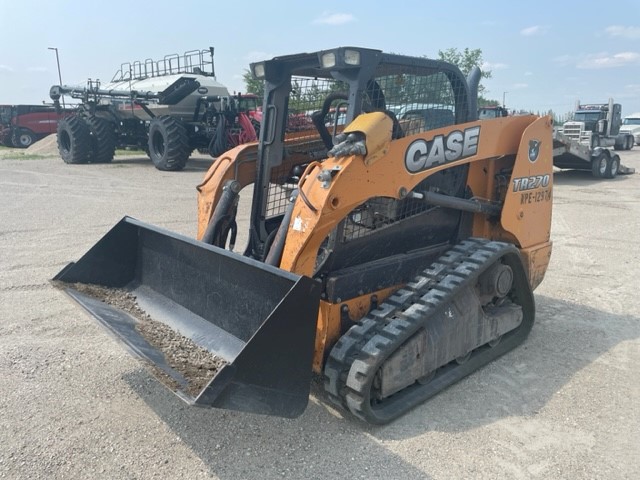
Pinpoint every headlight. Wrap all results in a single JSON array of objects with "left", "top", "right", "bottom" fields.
[
  {"left": 321, "top": 52, "right": 336, "bottom": 69},
  {"left": 344, "top": 49, "right": 361, "bottom": 66},
  {"left": 252, "top": 63, "right": 265, "bottom": 79}
]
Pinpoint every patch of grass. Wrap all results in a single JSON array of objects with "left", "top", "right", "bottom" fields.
[
  {"left": 115, "top": 148, "right": 146, "bottom": 156},
  {"left": 0, "top": 151, "right": 48, "bottom": 160}
]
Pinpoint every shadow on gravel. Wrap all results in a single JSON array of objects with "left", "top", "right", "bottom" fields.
[
  {"left": 371, "top": 295, "right": 638, "bottom": 440},
  {"left": 112, "top": 156, "right": 214, "bottom": 172},
  {"left": 122, "top": 296, "right": 637, "bottom": 474},
  {"left": 552, "top": 169, "right": 634, "bottom": 186},
  {"left": 124, "top": 371, "right": 430, "bottom": 479}
]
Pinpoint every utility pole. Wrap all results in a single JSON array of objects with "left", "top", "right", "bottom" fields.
[
  {"left": 503, "top": 91, "right": 508, "bottom": 108},
  {"left": 48, "top": 47, "right": 65, "bottom": 109}
]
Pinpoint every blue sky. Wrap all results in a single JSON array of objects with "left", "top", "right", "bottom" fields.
[{"left": 2, "top": 0, "right": 640, "bottom": 116}]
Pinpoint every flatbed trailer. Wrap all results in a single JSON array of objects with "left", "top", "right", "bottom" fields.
[{"left": 553, "top": 131, "right": 635, "bottom": 178}]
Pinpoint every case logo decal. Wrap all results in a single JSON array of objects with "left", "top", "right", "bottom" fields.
[{"left": 404, "top": 126, "right": 480, "bottom": 173}]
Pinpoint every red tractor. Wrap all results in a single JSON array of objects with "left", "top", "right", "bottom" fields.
[{"left": 478, "top": 105, "right": 509, "bottom": 119}]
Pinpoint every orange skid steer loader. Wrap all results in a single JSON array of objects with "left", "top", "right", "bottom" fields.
[{"left": 54, "top": 47, "right": 553, "bottom": 424}]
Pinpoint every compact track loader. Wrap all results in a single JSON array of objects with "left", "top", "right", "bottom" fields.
[{"left": 54, "top": 47, "right": 553, "bottom": 424}]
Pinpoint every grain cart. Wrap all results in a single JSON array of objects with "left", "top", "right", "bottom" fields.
[
  {"left": 54, "top": 47, "right": 553, "bottom": 424},
  {"left": 50, "top": 48, "right": 258, "bottom": 171}
]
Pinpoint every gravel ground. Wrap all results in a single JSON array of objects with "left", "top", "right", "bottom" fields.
[{"left": 0, "top": 146, "right": 639, "bottom": 479}]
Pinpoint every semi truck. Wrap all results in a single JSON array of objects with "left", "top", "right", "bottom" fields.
[
  {"left": 560, "top": 99, "right": 633, "bottom": 150},
  {"left": 552, "top": 99, "right": 636, "bottom": 179},
  {"left": 619, "top": 111, "right": 640, "bottom": 145}
]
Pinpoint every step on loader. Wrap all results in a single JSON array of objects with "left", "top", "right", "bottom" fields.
[{"left": 54, "top": 47, "right": 553, "bottom": 424}]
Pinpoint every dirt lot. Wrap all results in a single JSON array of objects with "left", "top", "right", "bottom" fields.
[{"left": 0, "top": 143, "right": 639, "bottom": 479}]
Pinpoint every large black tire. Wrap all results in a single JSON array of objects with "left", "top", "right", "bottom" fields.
[
  {"left": 12, "top": 129, "right": 35, "bottom": 148},
  {"left": 147, "top": 116, "right": 190, "bottom": 171},
  {"left": 57, "top": 115, "right": 91, "bottom": 164},
  {"left": 591, "top": 152, "right": 607, "bottom": 178},
  {"left": 604, "top": 154, "right": 620, "bottom": 179},
  {"left": 87, "top": 116, "right": 116, "bottom": 163},
  {"left": 627, "top": 136, "right": 634, "bottom": 151}
]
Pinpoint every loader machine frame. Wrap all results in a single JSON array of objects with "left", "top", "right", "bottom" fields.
[{"left": 54, "top": 47, "right": 553, "bottom": 425}]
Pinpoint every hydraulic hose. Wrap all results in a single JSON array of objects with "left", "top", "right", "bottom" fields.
[
  {"left": 264, "top": 190, "right": 298, "bottom": 266},
  {"left": 201, "top": 180, "right": 240, "bottom": 247}
]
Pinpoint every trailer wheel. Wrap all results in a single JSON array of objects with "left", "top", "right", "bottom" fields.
[
  {"left": 604, "top": 155, "right": 620, "bottom": 179},
  {"left": 57, "top": 115, "right": 91, "bottom": 164},
  {"left": 13, "top": 129, "right": 35, "bottom": 148},
  {"left": 591, "top": 152, "right": 607, "bottom": 178},
  {"left": 148, "top": 116, "right": 190, "bottom": 171},
  {"left": 627, "top": 136, "right": 634, "bottom": 150},
  {"left": 87, "top": 116, "right": 116, "bottom": 163}
]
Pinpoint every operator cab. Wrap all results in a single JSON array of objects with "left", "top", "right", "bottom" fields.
[{"left": 244, "top": 47, "right": 478, "bottom": 292}]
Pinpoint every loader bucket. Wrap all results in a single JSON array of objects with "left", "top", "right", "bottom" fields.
[{"left": 53, "top": 217, "right": 321, "bottom": 418}]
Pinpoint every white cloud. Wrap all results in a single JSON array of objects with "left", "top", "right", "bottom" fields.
[
  {"left": 513, "top": 83, "right": 529, "bottom": 89},
  {"left": 0, "top": 65, "right": 14, "bottom": 73},
  {"left": 577, "top": 51, "right": 640, "bottom": 68},
  {"left": 482, "top": 61, "right": 507, "bottom": 70},
  {"left": 605, "top": 25, "right": 640, "bottom": 39},
  {"left": 244, "top": 51, "right": 273, "bottom": 63},
  {"left": 552, "top": 54, "right": 573, "bottom": 66},
  {"left": 520, "top": 25, "right": 548, "bottom": 36},
  {"left": 524, "top": 71, "right": 533, "bottom": 76},
  {"left": 313, "top": 12, "right": 355, "bottom": 26}
]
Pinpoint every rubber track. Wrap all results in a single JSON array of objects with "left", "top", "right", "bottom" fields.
[{"left": 323, "top": 238, "right": 535, "bottom": 425}]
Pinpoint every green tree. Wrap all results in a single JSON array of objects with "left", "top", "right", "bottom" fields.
[
  {"left": 436, "top": 47, "right": 493, "bottom": 97},
  {"left": 242, "top": 69, "right": 264, "bottom": 96},
  {"left": 478, "top": 97, "right": 500, "bottom": 107}
]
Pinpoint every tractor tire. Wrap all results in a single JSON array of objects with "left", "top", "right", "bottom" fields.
[
  {"left": 57, "top": 115, "right": 91, "bottom": 164},
  {"left": 591, "top": 152, "right": 607, "bottom": 178},
  {"left": 147, "top": 116, "right": 190, "bottom": 171},
  {"left": 87, "top": 116, "right": 116, "bottom": 163},
  {"left": 13, "top": 129, "right": 35, "bottom": 148},
  {"left": 604, "top": 154, "right": 620, "bottom": 179},
  {"left": 627, "top": 136, "right": 634, "bottom": 150}
]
